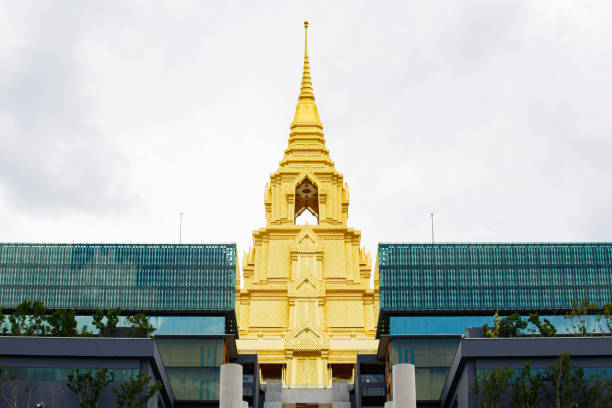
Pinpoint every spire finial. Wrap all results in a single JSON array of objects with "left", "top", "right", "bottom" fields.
[
  {"left": 298, "top": 20, "right": 315, "bottom": 102},
  {"left": 304, "top": 21, "right": 309, "bottom": 58}
]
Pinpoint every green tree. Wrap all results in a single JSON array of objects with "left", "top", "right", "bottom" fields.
[
  {"left": 0, "top": 368, "right": 35, "bottom": 408},
  {"left": 483, "top": 312, "right": 500, "bottom": 338},
  {"left": 545, "top": 353, "right": 587, "bottom": 408},
  {"left": 8, "top": 300, "right": 49, "bottom": 336},
  {"left": 3, "top": 301, "right": 93, "bottom": 338},
  {"left": 67, "top": 368, "right": 114, "bottom": 408},
  {"left": 47, "top": 381, "right": 65, "bottom": 408},
  {"left": 498, "top": 313, "right": 527, "bottom": 337},
  {"left": 527, "top": 313, "right": 557, "bottom": 337},
  {"left": 581, "top": 368, "right": 612, "bottom": 407},
  {"left": 92, "top": 309, "right": 104, "bottom": 331},
  {"left": 113, "top": 373, "right": 162, "bottom": 408},
  {"left": 0, "top": 310, "right": 7, "bottom": 334},
  {"left": 602, "top": 302, "right": 612, "bottom": 335},
  {"left": 564, "top": 298, "right": 601, "bottom": 336},
  {"left": 473, "top": 367, "right": 513, "bottom": 408},
  {"left": 511, "top": 362, "right": 543, "bottom": 408},
  {"left": 46, "top": 309, "right": 78, "bottom": 337},
  {"left": 126, "top": 314, "right": 155, "bottom": 338},
  {"left": 80, "top": 324, "right": 94, "bottom": 337},
  {"left": 483, "top": 312, "right": 527, "bottom": 338},
  {"left": 93, "top": 308, "right": 121, "bottom": 336}
]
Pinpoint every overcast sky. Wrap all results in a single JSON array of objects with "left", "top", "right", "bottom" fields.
[{"left": 1, "top": 1, "right": 611, "bottom": 267}]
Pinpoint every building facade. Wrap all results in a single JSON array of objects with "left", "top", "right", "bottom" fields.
[
  {"left": 0, "top": 336, "right": 174, "bottom": 408},
  {"left": 376, "top": 242, "right": 612, "bottom": 404},
  {"left": 440, "top": 335, "right": 612, "bottom": 408},
  {"left": 0, "top": 243, "right": 239, "bottom": 406}
]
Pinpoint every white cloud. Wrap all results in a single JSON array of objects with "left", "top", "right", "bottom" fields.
[{"left": 0, "top": 1, "right": 611, "bottom": 267}]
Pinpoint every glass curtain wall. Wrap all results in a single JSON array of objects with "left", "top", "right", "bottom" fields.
[
  {"left": 390, "top": 338, "right": 460, "bottom": 401},
  {"left": 0, "top": 243, "right": 236, "bottom": 312},
  {"left": 379, "top": 243, "right": 612, "bottom": 313},
  {"left": 155, "top": 338, "right": 225, "bottom": 401}
]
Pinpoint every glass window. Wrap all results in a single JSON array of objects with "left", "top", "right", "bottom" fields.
[
  {"left": 156, "top": 338, "right": 224, "bottom": 368},
  {"left": 166, "top": 367, "right": 219, "bottom": 401}
]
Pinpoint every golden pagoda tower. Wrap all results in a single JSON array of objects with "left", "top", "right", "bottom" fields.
[{"left": 236, "top": 21, "right": 379, "bottom": 389}]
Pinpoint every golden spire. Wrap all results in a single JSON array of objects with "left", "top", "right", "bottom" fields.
[
  {"left": 291, "top": 20, "right": 322, "bottom": 129},
  {"left": 299, "top": 21, "right": 315, "bottom": 102}
]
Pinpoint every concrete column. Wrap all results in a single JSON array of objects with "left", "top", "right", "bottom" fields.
[
  {"left": 220, "top": 363, "right": 244, "bottom": 408},
  {"left": 263, "top": 381, "right": 283, "bottom": 408},
  {"left": 332, "top": 381, "right": 351, "bottom": 408},
  {"left": 392, "top": 364, "right": 416, "bottom": 408}
]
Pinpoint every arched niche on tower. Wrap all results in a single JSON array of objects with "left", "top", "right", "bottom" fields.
[{"left": 294, "top": 176, "right": 319, "bottom": 225}]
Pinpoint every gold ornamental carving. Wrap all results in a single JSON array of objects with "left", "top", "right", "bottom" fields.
[{"left": 235, "top": 21, "right": 379, "bottom": 389}]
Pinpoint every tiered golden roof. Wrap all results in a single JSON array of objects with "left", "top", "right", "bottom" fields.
[{"left": 236, "top": 21, "right": 379, "bottom": 389}]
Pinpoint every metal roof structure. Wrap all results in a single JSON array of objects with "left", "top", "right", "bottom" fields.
[
  {"left": 377, "top": 242, "right": 612, "bottom": 337},
  {"left": 0, "top": 243, "right": 238, "bottom": 334}
]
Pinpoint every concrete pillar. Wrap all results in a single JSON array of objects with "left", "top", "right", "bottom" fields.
[
  {"left": 392, "top": 364, "right": 416, "bottom": 408},
  {"left": 332, "top": 381, "right": 351, "bottom": 408},
  {"left": 263, "top": 381, "right": 283, "bottom": 408},
  {"left": 220, "top": 363, "right": 244, "bottom": 408}
]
